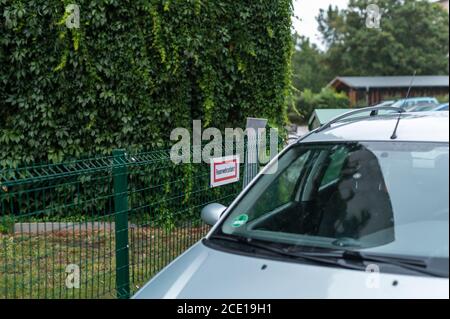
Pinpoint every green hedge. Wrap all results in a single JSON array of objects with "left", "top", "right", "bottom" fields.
[
  {"left": 0, "top": 0, "right": 293, "bottom": 167},
  {"left": 291, "top": 88, "right": 350, "bottom": 123}
]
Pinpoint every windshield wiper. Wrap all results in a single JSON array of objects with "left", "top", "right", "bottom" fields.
[
  {"left": 208, "top": 235, "right": 447, "bottom": 278},
  {"left": 345, "top": 251, "right": 446, "bottom": 278},
  {"left": 208, "top": 234, "right": 365, "bottom": 271},
  {"left": 284, "top": 248, "right": 447, "bottom": 278}
]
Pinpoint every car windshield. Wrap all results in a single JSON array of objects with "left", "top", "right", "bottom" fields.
[{"left": 218, "top": 142, "right": 449, "bottom": 263}]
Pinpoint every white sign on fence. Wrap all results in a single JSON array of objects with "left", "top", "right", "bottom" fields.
[{"left": 210, "top": 155, "right": 240, "bottom": 188}]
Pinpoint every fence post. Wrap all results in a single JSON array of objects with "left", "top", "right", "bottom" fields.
[{"left": 113, "top": 149, "right": 130, "bottom": 299}]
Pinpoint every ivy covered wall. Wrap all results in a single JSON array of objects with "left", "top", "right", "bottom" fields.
[{"left": 0, "top": 0, "right": 293, "bottom": 166}]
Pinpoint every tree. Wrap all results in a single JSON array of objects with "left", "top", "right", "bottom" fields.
[
  {"left": 295, "top": 88, "right": 349, "bottom": 122},
  {"left": 291, "top": 34, "right": 332, "bottom": 93},
  {"left": 289, "top": 34, "right": 345, "bottom": 124},
  {"left": 317, "top": 0, "right": 449, "bottom": 76}
]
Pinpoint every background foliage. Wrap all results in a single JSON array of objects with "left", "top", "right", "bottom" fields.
[
  {"left": 0, "top": 0, "right": 293, "bottom": 167},
  {"left": 289, "top": 88, "right": 349, "bottom": 124},
  {"left": 289, "top": 0, "right": 449, "bottom": 123},
  {"left": 291, "top": 34, "right": 332, "bottom": 94},
  {"left": 289, "top": 34, "right": 348, "bottom": 123},
  {"left": 317, "top": 0, "right": 449, "bottom": 77}
]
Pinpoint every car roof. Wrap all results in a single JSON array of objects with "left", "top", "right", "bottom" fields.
[{"left": 301, "top": 112, "right": 449, "bottom": 143}]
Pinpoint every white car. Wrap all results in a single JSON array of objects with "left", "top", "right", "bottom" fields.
[{"left": 134, "top": 107, "right": 449, "bottom": 299}]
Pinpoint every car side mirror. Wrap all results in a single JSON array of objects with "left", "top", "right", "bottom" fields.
[{"left": 201, "top": 203, "right": 227, "bottom": 226}]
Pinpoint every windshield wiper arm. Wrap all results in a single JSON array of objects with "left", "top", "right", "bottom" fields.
[
  {"left": 209, "top": 235, "right": 447, "bottom": 278},
  {"left": 345, "top": 251, "right": 446, "bottom": 278},
  {"left": 287, "top": 249, "right": 445, "bottom": 278},
  {"left": 208, "top": 235, "right": 364, "bottom": 271}
]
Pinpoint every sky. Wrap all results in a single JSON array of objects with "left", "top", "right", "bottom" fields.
[{"left": 292, "top": 0, "right": 349, "bottom": 49}]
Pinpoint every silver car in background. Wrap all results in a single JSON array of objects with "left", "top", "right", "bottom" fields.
[
  {"left": 134, "top": 108, "right": 449, "bottom": 299},
  {"left": 391, "top": 97, "right": 439, "bottom": 111}
]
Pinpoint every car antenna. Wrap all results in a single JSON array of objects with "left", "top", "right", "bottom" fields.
[{"left": 391, "top": 71, "right": 416, "bottom": 140}]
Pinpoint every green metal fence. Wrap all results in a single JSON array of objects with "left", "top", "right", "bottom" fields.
[{"left": 0, "top": 145, "right": 249, "bottom": 299}]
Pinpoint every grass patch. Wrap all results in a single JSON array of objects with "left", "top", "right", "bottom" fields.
[{"left": 0, "top": 224, "right": 208, "bottom": 299}]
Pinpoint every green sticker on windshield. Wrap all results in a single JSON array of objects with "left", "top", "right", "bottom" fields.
[{"left": 232, "top": 214, "right": 249, "bottom": 228}]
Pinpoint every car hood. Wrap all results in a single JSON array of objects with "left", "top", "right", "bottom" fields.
[{"left": 133, "top": 241, "right": 449, "bottom": 299}]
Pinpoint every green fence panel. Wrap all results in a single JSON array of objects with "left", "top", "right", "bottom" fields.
[
  {"left": 0, "top": 137, "right": 284, "bottom": 299},
  {"left": 0, "top": 146, "right": 249, "bottom": 299}
]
